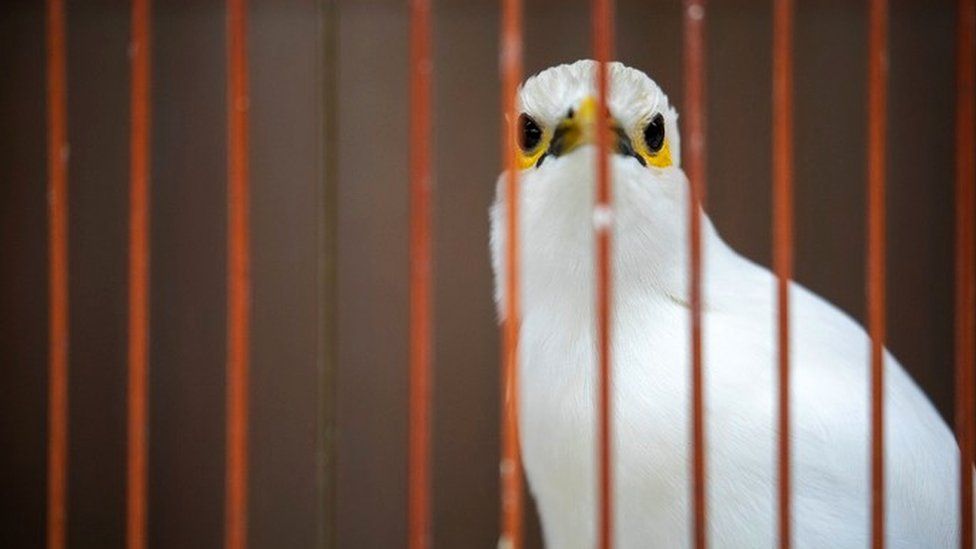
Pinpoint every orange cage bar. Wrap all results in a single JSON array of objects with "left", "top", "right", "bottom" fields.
[
  {"left": 408, "top": 0, "right": 433, "bottom": 547},
  {"left": 954, "top": 0, "right": 976, "bottom": 548},
  {"left": 499, "top": 0, "right": 525, "bottom": 547},
  {"left": 772, "top": 0, "right": 794, "bottom": 548},
  {"left": 225, "top": 0, "right": 251, "bottom": 547},
  {"left": 682, "top": 1, "right": 708, "bottom": 547},
  {"left": 866, "top": 0, "right": 888, "bottom": 547},
  {"left": 126, "top": 0, "right": 151, "bottom": 548},
  {"left": 45, "top": 0, "right": 69, "bottom": 547},
  {"left": 591, "top": 1, "right": 614, "bottom": 548}
]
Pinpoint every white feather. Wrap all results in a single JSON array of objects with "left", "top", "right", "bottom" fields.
[{"left": 490, "top": 60, "right": 965, "bottom": 548}]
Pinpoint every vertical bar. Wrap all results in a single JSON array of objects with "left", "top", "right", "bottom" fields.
[
  {"left": 499, "top": 0, "right": 524, "bottom": 547},
  {"left": 316, "top": 1, "right": 340, "bottom": 548},
  {"left": 45, "top": 0, "right": 69, "bottom": 548},
  {"left": 127, "top": 0, "right": 151, "bottom": 548},
  {"left": 772, "top": 0, "right": 794, "bottom": 548},
  {"left": 866, "top": 0, "right": 888, "bottom": 547},
  {"left": 955, "top": 0, "right": 976, "bottom": 547},
  {"left": 226, "top": 0, "right": 251, "bottom": 547},
  {"left": 682, "top": 1, "right": 707, "bottom": 548},
  {"left": 408, "top": 0, "right": 433, "bottom": 547},
  {"left": 591, "top": 1, "right": 614, "bottom": 548}
]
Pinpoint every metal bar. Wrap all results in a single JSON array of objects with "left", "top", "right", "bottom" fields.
[
  {"left": 127, "top": 0, "right": 151, "bottom": 547},
  {"left": 866, "top": 0, "right": 888, "bottom": 547},
  {"left": 225, "top": 0, "right": 251, "bottom": 547},
  {"left": 408, "top": 0, "right": 433, "bottom": 547},
  {"left": 955, "top": 0, "right": 976, "bottom": 547},
  {"left": 45, "top": 0, "right": 69, "bottom": 547},
  {"left": 682, "top": 1, "right": 707, "bottom": 547},
  {"left": 499, "top": 0, "right": 524, "bottom": 547},
  {"left": 591, "top": 0, "right": 614, "bottom": 547},
  {"left": 772, "top": 0, "right": 794, "bottom": 548}
]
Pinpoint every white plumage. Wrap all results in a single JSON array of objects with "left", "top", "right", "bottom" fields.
[{"left": 490, "top": 60, "right": 965, "bottom": 548}]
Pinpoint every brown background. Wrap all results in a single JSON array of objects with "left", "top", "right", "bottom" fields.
[{"left": 0, "top": 0, "right": 964, "bottom": 548}]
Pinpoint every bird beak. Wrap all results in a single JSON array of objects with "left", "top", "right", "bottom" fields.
[
  {"left": 546, "top": 96, "right": 646, "bottom": 166},
  {"left": 548, "top": 96, "right": 599, "bottom": 158}
]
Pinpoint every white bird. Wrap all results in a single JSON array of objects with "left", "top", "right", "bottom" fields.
[{"left": 490, "top": 60, "right": 965, "bottom": 548}]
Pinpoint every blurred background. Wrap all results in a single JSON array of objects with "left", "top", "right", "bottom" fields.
[{"left": 0, "top": 0, "right": 961, "bottom": 547}]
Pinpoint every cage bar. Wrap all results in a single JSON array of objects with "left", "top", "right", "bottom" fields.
[
  {"left": 591, "top": 1, "right": 614, "bottom": 548},
  {"left": 225, "top": 0, "right": 251, "bottom": 547},
  {"left": 126, "top": 0, "right": 151, "bottom": 548},
  {"left": 499, "top": 0, "right": 524, "bottom": 547},
  {"left": 866, "top": 0, "right": 888, "bottom": 547},
  {"left": 954, "top": 0, "right": 976, "bottom": 547},
  {"left": 682, "top": 1, "right": 708, "bottom": 548},
  {"left": 408, "top": 0, "right": 433, "bottom": 547},
  {"left": 45, "top": 0, "right": 69, "bottom": 547},
  {"left": 771, "top": 0, "right": 794, "bottom": 547}
]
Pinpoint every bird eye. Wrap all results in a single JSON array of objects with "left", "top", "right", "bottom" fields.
[
  {"left": 518, "top": 113, "right": 543, "bottom": 152},
  {"left": 643, "top": 113, "right": 665, "bottom": 153}
]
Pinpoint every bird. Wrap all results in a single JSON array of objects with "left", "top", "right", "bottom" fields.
[{"left": 489, "top": 60, "right": 965, "bottom": 548}]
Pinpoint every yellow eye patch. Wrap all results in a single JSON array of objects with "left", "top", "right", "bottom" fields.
[
  {"left": 516, "top": 128, "right": 551, "bottom": 170},
  {"left": 513, "top": 106, "right": 673, "bottom": 170},
  {"left": 515, "top": 131, "right": 672, "bottom": 170},
  {"left": 634, "top": 135, "right": 673, "bottom": 169},
  {"left": 633, "top": 113, "right": 672, "bottom": 168}
]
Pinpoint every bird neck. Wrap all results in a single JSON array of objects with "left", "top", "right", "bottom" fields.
[{"left": 519, "top": 210, "right": 737, "bottom": 323}]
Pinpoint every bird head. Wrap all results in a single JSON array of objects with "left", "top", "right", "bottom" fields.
[
  {"left": 513, "top": 63, "right": 678, "bottom": 171},
  {"left": 492, "top": 60, "right": 697, "bottom": 319}
]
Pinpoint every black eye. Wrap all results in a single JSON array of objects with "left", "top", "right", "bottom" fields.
[
  {"left": 518, "top": 113, "right": 543, "bottom": 152},
  {"left": 643, "top": 113, "right": 665, "bottom": 153}
]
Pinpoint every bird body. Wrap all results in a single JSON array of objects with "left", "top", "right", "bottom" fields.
[{"left": 490, "top": 60, "right": 963, "bottom": 548}]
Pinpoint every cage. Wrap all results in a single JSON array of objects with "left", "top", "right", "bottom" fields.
[{"left": 0, "top": 0, "right": 973, "bottom": 548}]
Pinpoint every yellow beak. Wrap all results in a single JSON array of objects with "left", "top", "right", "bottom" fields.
[{"left": 550, "top": 96, "right": 601, "bottom": 156}]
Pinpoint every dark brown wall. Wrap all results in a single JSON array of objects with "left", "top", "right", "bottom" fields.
[
  {"left": 1, "top": 3, "right": 48, "bottom": 547},
  {"left": 0, "top": 1, "right": 962, "bottom": 548},
  {"left": 1, "top": 1, "right": 325, "bottom": 547},
  {"left": 65, "top": 3, "right": 129, "bottom": 546},
  {"left": 150, "top": 4, "right": 227, "bottom": 546}
]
